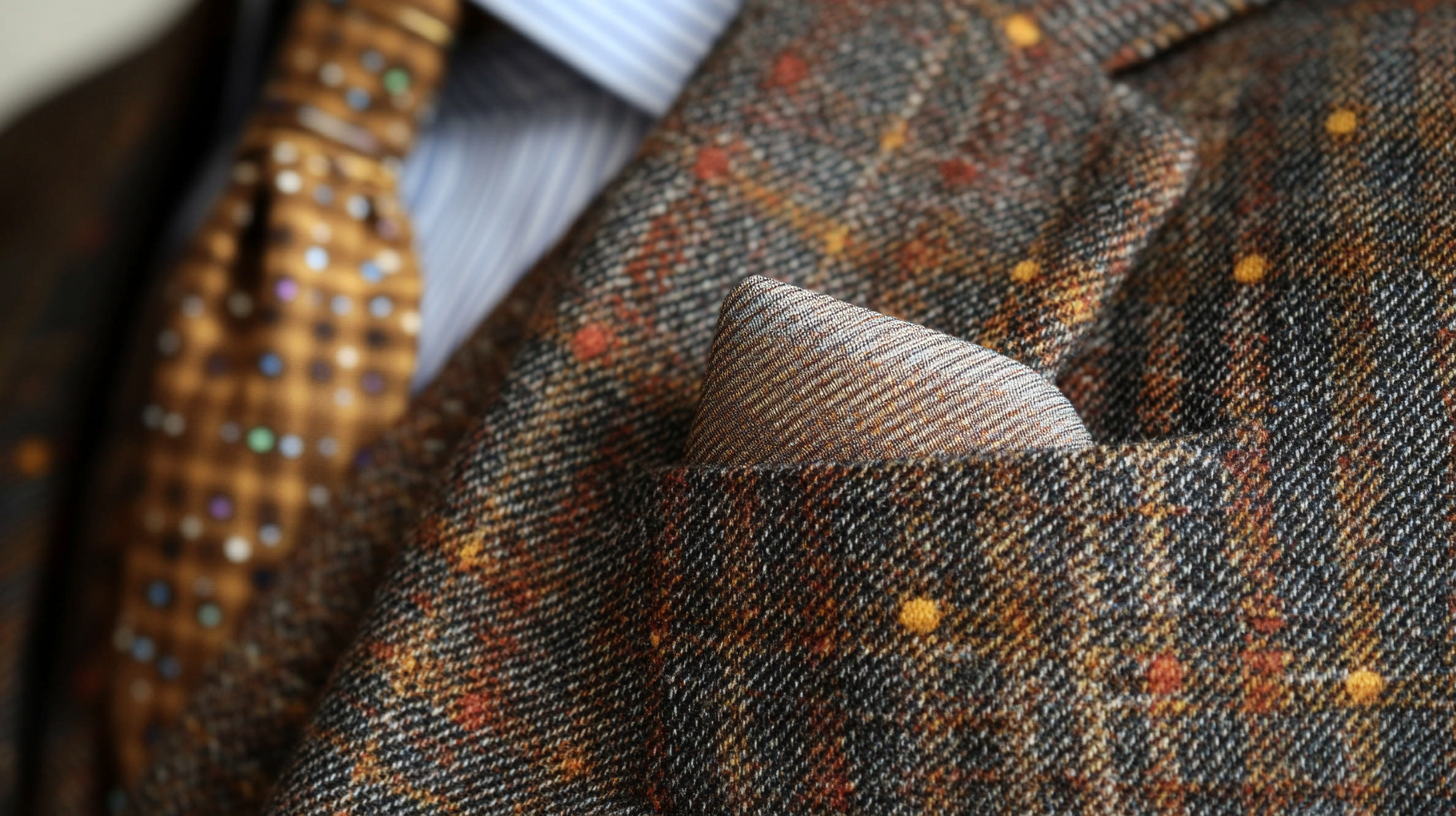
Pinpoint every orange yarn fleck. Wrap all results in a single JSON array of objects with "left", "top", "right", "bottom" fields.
[
  {"left": 767, "top": 52, "right": 810, "bottom": 88},
  {"left": 1326, "top": 109, "right": 1358, "bottom": 135},
  {"left": 12, "top": 437, "right": 52, "bottom": 477},
  {"left": 1004, "top": 14, "right": 1043, "bottom": 48},
  {"left": 1346, "top": 669, "right": 1384, "bottom": 705},
  {"left": 1234, "top": 254, "right": 1268, "bottom": 284},
  {"left": 571, "top": 324, "right": 613, "bottom": 361},
  {"left": 899, "top": 597, "right": 942, "bottom": 635},
  {"left": 823, "top": 227, "right": 850, "bottom": 256},
  {"left": 880, "top": 120, "right": 907, "bottom": 152},
  {"left": 694, "top": 146, "right": 730, "bottom": 181},
  {"left": 1148, "top": 654, "right": 1184, "bottom": 695}
]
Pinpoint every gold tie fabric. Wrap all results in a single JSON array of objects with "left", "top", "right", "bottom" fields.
[
  {"left": 107, "top": 0, "right": 459, "bottom": 783},
  {"left": 686, "top": 277, "right": 1092, "bottom": 466}
]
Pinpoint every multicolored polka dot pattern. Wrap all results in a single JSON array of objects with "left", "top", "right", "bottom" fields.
[{"left": 106, "top": 0, "right": 458, "bottom": 784}]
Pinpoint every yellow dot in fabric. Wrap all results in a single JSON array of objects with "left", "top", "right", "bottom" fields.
[
  {"left": 1326, "top": 109, "right": 1358, "bottom": 135},
  {"left": 823, "top": 227, "right": 849, "bottom": 256},
  {"left": 1004, "top": 14, "right": 1042, "bottom": 47},
  {"left": 1011, "top": 259, "right": 1040, "bottom": 283},
  {"left": 13, "top": 437, "right": 52, "bottom": 477},
  {"left": 880, "top": 120, "right": 907, "bottom": 152},
  {"left": 1346, "top": 669, "right": 1384, "bottom": 704},
  {"left": 1234, "top": 254, "right": 1268, "bottom": 284},
  {"left": 898, "top": 597, "right": 942, "bottom": 635}
]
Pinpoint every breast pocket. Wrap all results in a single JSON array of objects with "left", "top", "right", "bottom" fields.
[{"left": 626, "top": 430, "right": 1249, "bottom": 814}]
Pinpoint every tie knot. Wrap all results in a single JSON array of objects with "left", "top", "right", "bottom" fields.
[{"left": 255, "top": 0, "right": 461, "bottom": 158}]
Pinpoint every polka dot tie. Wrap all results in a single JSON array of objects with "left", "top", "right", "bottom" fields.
[{"left": 108, "top": 0, "right": 459, "bottom": 783}]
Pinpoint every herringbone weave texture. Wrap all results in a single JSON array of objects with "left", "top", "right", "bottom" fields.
[{"left": 137, "top": 0, "right": 1456, "bottom": 812}]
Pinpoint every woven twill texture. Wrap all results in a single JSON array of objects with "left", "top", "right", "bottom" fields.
[
  {"left": 687, "top": 276, "right": 1091, "bottom": 464},
  {"left": 133, "top": 0, "right": 1456, "bottom": 812},
  {"left": 638, "top": 442, "right": 1234, "bottom": 812}
]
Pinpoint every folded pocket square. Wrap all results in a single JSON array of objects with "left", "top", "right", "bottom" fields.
[{"left": 686, "top": 276, "right": 1092, "bottom": 465}]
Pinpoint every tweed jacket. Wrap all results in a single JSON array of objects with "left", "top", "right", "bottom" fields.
[{"left": 120, "top": 0, "right": 1456, "bottom": 812}]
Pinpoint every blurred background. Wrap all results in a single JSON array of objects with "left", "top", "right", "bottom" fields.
[
  {"left": 0, "top": 0, "right": 195, "bottom": 131},
  {"left": 0, "top": 1, "right": 292, "bottom": 809}
]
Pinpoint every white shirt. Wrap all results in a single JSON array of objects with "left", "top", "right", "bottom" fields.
[{"left": 402, "top": 0, "right": 743, "bottom": 388}]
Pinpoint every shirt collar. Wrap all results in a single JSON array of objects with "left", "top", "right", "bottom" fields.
[{"left": 470, "top": 0, "right": 742, "bottom": 117}]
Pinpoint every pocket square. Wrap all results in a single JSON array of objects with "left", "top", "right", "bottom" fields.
[{"left": 686, "top": 276, "right": 1092, "bottom": 465}]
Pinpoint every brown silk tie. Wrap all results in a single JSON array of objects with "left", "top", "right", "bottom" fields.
[{"left": 108, "top": 0, "right": 459, "bottom": 782}]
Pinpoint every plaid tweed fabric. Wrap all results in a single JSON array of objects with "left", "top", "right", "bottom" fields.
[
  {"left": 132, "top": 0, "right": 1456, "bottom": 811},
  {"left": 106, "top": 0, "right": 457, "bottom": 783},
  {"left": 686, "top": 276, "right": 1091, "bottom": 465}
]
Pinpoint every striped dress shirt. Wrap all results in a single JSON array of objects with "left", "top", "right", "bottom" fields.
[{"left": 402, "top": 0, "right": 743, "bottom": 388}]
